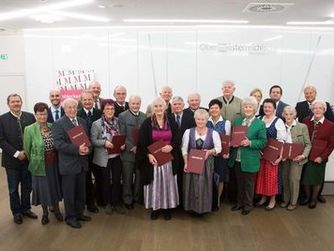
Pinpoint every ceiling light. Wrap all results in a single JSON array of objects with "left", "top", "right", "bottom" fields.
[
  {"left": 123, "top": 19, "right": 249, "bottom": 24},
  {"left": 263, "top": 35, "right": 283, "bottom": 42},
  {"left": 287, "top": 21, "right": 334, "bottom": 25},
  {"left": 48, "top": 10, "right": 110, "bottom": 22},
  {"left": 97, "top": 5, "right": 106, "bottom": 8},
  {"left": 0, "top": 0, "right": 93, "bottom": 21},
  {"left": 30, "top": 14, "right": 62, "bottom": 23}
]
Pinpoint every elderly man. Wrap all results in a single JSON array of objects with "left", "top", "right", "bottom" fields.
[
  {"left": 77, "top": 90, "right": 102, "bottom": 213},
  {"left": 88, "top": 81, "right": 104, "bottom": 110},
  {"left": 0, "top": 94, "right": 37, "bottom": 224},
  {"left": 118, "top": 95, "right": 146, "bottom": 209},
  {"left": 52, "top": 98, "right": 91, "bottom": 228},
  {"left": 184, "top": 93, "right": 208, "bottom": 114},
  {"left": 47, "top": 89, "right": 64, "bottom": 123},
  {"left": 296, "top": 85, "right": 334, "bottom": 123},
  {"left": 216, "top": 81, "right": 243, "bottom": 123},
  {"left": 146, "top": 86, "right": 173, "bottom": 116},
  {"left": 113, "top": 85, "right": 129, "bottom": 117},
  {"left": 259, "top": 85, "right": 289, "bottom": 119}
]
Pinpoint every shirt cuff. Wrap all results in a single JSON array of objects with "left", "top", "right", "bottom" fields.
[{"left": 13, "top": 151, "right": 20, "bottom": 158}]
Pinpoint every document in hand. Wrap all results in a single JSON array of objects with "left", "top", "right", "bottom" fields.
[
  {"left": 147, "top": 140, "right": 173, "bottom": 166},
  {"left": 262, "top": 138, "right": 283, "bottom": 162},
  {"left": 187, "top": 149, "right": 207, "bottom": 175},
  {"left": 108, "top": 134, "right": 126, "bottom": 154},
  {"left": 230, "top": 125, "right": 247, "bottom": 147},
  {"left": 67, "top": 125, "right": 91, "bottom": 148}
]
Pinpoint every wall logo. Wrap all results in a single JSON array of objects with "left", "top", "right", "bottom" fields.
[
  {"left": 0, "top": 53, "right": 8, "bottom": 60},
  {"left": 199, "top": 42, "right": 267, "bottom": 55}
]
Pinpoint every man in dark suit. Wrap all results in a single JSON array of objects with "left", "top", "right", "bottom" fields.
[
  {"left": 47, "top": 89, "right": 64, "bottom": 123},
  {"left": 113, "top": 85, "right": 129, "bottom": 117},
  {"left": 169, "top": 96, "right": 196, "bottom": 206},
  {"left": 296, "top": 85, "right": 334, "bottom": 123},
  {"left": 52, "top": 98, "right": 91, "bottom": 228},
  {"left": 259, "top": 85, "right": 288, "bottom": 119},
  {"left": 119, "top": 95, "right": 146, "bottom": 209},
  {"left": 184, "top": 93, "right": 208, "bottom": 114},
  {"left": 0, "top": 93, "right": 37, "bottom": 224},
  {"left": 77, "top": 90, "right": 102, "bottom": 213},
  {"left": 88, "top": 81, "right": 104, "bottom": 110}
]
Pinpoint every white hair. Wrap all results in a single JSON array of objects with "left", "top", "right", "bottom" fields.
[
  {"left": 172, "top": 96, "right": 184, "bottom": 103},
  {"left": 311, "top": 100, "right": 327, "bottom": 112},
  {"left": 63, "top": 98, "right": 78, "bottom": 107},
  {"left": 113, "top": 85, "right": 127, "bottom": 95},
  {"left": 242, "top": 96, "right": 258, "bottom": 113},
  {"left": 194, "top": 109, "right": 209, "bottom": 120},
  {"left": 89, "top": 81, "right": 101, "bottom": 89},
  {"left": 282, "top": 105, "right": 297, "bottom": 118},
  {"left": 187, "top": 93, "right": 201, "bottom": 101},
  {"left": 222, "top": 80, "right": 235, "bottom": 88},
  {"left": 151, "top": 97, "right": 167, "bottom": 110},
  {"left": 128, "top": 95, "right": 141, "bottom": 102},
  {"left": 304, "top": 85, "right": 317, "bottom": 93}
]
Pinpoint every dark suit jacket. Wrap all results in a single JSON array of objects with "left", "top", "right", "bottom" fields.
[
  {"left": 114, "top": 102, "right": 129, "bottom": 118},
  {"left": 77, "top": 107, "right": 102, "bottom": 135},
  {"left": 0, "top": 111, "right": 35, "bottom": 169},
  {"left": 52, "top": 115, "right": 90, "bottom": 175},
  {"left": 184, "top": 107, "right": 208, "bottom": 113},
  {"left": 303, "top": 116, "right": 334, "bottom": 162},
  {"left": 259, "top": 100, "right": 288, "bottom": 119},
  {"left": 47, "top": 106, "right": 65, "bottom": 123},
  {"left": 169, "top": 110, "right": 196, "bottom": 138},
  {"left": 296, "top": 100, "right": 334, "bottom": 123}
]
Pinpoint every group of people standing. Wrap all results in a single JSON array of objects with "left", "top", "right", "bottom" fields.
[{"left": 0, "top": 80, "right": 333, "bottom": 228}]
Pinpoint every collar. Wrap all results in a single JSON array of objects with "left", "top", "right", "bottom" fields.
[
  {"left": 10, "top": 111, "right": 22, "bottom": 119},
  {"left": 130, "top": 110, "right": 139, "bottom": 116},
  {"left": 83, "top": 107, "right": 93, "bottom": 114},
  {"left": 208, "top": 115, "right": 224, "bottom": 124},
  {"left": 311, "top": 116, "right": 325, "bottom": 124},
  {"left": 116, "top": 102, "right": 125, "bottom": 107},
  {"left": 223, "top": 95, "right": 234, "bottom": 104},
  {"left": 285, "top": 119, "right": 297, "bottom": 128},
  {"left": 243, "top": 116, "right": 255, "bottom": 124},
  {"left": 50, "top": 106, "right": 61, "bottom": 113},
  {"left": 175, "top": 112, "right": 183, "bottom": 118}
]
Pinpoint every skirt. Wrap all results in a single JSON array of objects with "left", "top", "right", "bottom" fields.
[
  {"left": 214, "top": 156, "right": 229, "bottom": 183},
  {"left": 183, "top": 156, "right": 214, "bottom": 214},
  {"left": 32, "top": 163, "right": 62, "bottom": 207},
  {"left": 144, "top": 161, "right": 179, "bottom": 210},
  {"left": 302, "top": 161, "right": 326, "bottom": 185},
  {"left": 256, "top": 159, "right": 279, "bottom": 196}
]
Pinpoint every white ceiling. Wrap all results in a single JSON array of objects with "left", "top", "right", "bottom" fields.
[{"left": 0, "top": 0, "right": 334, "bottom": 30}]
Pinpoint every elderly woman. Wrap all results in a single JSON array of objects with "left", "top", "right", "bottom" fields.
[
  {"left": 91, "top": 99, "right": 125, "bottom": 214},
  {"left": 229, "top": 97, "right": 267, "bottom": 215},
  {"left": 136, "top": 97, "right": 180, "bottom": 220},
  {"left": 23, "top": 102, "right": 63, "bottom": 225},
  {"left": 256, "top": 98, "right": 287, "bottom": 210},
  {"left": 301, "top": 100, "right": 334, "bottom": 209},
  {"left": 280, "top": 106, "right": 311, "bottom": 211},
  {"left": 250, "top": 88, "right": 263, "bottom": 116},
  {"left": 207, "top": 99, "right": 231, "bottom": 210},
  {"left": 182, "top": 109, "right": 222, "bottom": 216}
]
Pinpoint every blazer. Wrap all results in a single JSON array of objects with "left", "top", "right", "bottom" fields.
[
  {"left": 136, "top": 116, "right": 181, "bottom": 185},
  {"left": 23, "top": 122, "right": 53, "bottom": 176},
  {"left": 114, "top": 101, "right": 129, "bottom": 118},
  {"left": 288, "top": 121, "right": 312, "bottom": 166},
  {"left": 77, "top": 107, "right": 102, "bottom": 135},
  {"left": 0, "top": 111, "right": 35, "bottom": 169},
  {"left": 47, "top": 106, "right": 65, "bottom": 123},
  {"left": 168, "top": 110, "right": 196, "bottom": 138},
  {"left": 259, "top": 100, "right": 288, "bottom": 119},
  {"left": 296, "top": 100, "right": 334, "bottom": 123},
  {"left": 118, "top": 110, "right": 146, "bottom": 162},
  {"left": 229, "top": 116, "right": 267, "bottom": 173},
  {"left": 303, "top": 116, "right": 334, "bottom": 162},
  {"left": 52, "top": 115, "right": 90, "bottom": 175}
]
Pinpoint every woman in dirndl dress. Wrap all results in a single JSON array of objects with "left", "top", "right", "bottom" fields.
[
  {"left": 136, "top": 97, "right": 180, "bottom": 220},
  {"left": 182, "top": 109, "right": 222, "bottom": 216},
  {"left": 256, "top": 98, "right": 287, "bottom": 210}
]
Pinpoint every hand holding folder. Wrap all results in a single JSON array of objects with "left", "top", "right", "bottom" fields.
[
  {"left": 107, "top": 134, "right": 126, "bottom": 154},
  {"left": 147, "top": 140, "right": 173, "bottom": 166},
  {"left": 67, "top": 125, "right": 91, "bottom": 148}
]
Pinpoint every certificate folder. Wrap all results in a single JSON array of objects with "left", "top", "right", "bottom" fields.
[
  {"left": 282, "top": 143, "right": 304, "bottom": 160},
  {"left": 262, "top": 138, "right": 283, "bottom": 162},
  {"left": 147, "top": 140, "right": 173, "bottom": 166},
  {"left": 220, "top": 134, "right": 231, "bottom": 156},
  {"left": 108, "top": 134, "right": 126, "bottom": 154},
  {"left": 231, "top": 125, "right": 247, "bottom": 147},
  {"left": 187, "top": 149, "right": 206, "bottom": 175},
  {"left": 67, "top": 125, "right": 91, "bottom": 148}
]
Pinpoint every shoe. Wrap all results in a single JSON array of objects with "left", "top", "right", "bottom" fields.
[
  {"left": 163, "top": 211, "right": 172, "bottom": 221},
  {"left": 112, "top": 206, "right": 126, "bottom": 214},
  {"left": 41, "top": 215, "right": 49, "bottom": 225},
  {"left": 255, "top": 199, "right": 267, "bottom": 207},
  {"left": 309, "top": 199, "right": 317, "bottom": 209},
  {"left": 13, "top": 214, "right": 23, "bottom": 224},
  {"left": 23, "top": 210, "right": 38, "bottom": 219},
  {"left": 318, "top": 195, "right": 326, "bottom": 204},
  {"left": 231, "top": 205, "right": 243, "bottom": 211},
  {"left": 300, "top": 198, "right": 309, "bottom": 206},
  {"left": 124, "top": 203, "right": 134, "bottom": 210},
  {"left": 279, "top": 202, "right": 288, "bottom": 208},
  {"left": 77, "top": 215, "right": 92, "bottom": 221},
  {"left": 241, "top": 209, "right": 251, "bottom": 215},
  {"left": 150, "top": 210, "right": 160, "bottom": 220},
  {"left": 105, "top": 204, "right": 112, "bottom": 215},
  {"left": 66, "top": 219, "right": 81, "bottom": 228},
  {"left": 265, "top": 204, "right": 275, "bottom": 211},
  {"left": 54, "top": 212, "right": 64, "bottom": 222},
  {"left": 87, "top": 205, "right": 99, "bottom": 213},
  {"left": 287, "top": 204, "right": 297, "bottom": 211}
]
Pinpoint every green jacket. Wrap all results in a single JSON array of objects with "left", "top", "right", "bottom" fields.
[
  {"left": 23, "top": 122, "right": 52, "bottom": 176},
  {"left": 229, "top": 116, "right": 267, "bottom": 172}
]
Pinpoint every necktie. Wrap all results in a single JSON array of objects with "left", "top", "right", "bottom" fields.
[
  {"left": 94, "top": 100, "right": 99, "bottom": 110},
  {"left": 71, "top": 118, "right": 78, "bottom": 126},
  {"left": 17, "top": 117, "right": 23, "bottom": 143},
  {"left": 55, "top": 110, "right": 59, "bottom": 121},
  {"left": 121, "top": 105, "right": 125, "bottom": 111},
  {"left": 311, "top": 121, "right": 319, "bottom": 141},
  {"left": 87, "top": 110, "right": 92, "bottom": 130},
  {"left": 176, "top": 115, "right": 181, "bottom": 128}
]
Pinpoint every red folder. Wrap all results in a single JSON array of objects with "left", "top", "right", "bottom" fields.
[
  {"left": 187, "top": 149, "right": 206, "bottom": 174},
  {"left": 108, "top": 134, "right": 126, "bottom": 154},
  {"left": 220, "top": 134, "right": 231, "bottom": 156},
  {"left": 282, "top": 143, "right": 304, "bottom": 160},
  {"left": 262, "top": 138, "right": 283, "bottom": 162},
  {"left": 230, "top": 125, "right": 248, "bottom": 147},
  {"left": 67, "top": 125, "right": 91, "bottom": 148},
  {"left": 132, "top": 128, "right": 140, "bottom": 146},
  {"left": 147, "top": 140, "right": 173, "bottom": 166},
  {"left": 309, "top": 139, "right": 328, "bottom": 161}
]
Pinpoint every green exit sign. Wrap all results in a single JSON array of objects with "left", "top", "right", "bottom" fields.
[{"left": 0, "top": 54, "right": 8, "bottom": 61}]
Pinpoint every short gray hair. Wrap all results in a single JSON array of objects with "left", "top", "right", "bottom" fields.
[
  {"left": 128, "top": 95, "right": 141, "bottom": 102},
  {"left": 304, "top": 85, "right": 317, "bottom": 93},
  {"left": 222, "top": 80, "right": 235, "bottom": 88},
  {"left": 80, "top": 90, "right": 94, "bottom": 100},
  {"left": 172, "top": 96, "right": 184, "bottom": 103},
  {"left": 187, "top": 93, "right": 201, "bottom": 101},
  {"left": 282, "top": 105, "right": 297, "bottom": 118},
  {"left": 113, "top": 85, "right": 127, "bottom": 95},
  {"left": 311, "top": 100, "right": 327, "bottom": 112},
  {"left": 242, "top": 96, "right": 258, "bottom": 113},
  {"left": 63, "top": 98, "right": 78, "bottom": 107},
  {"left": 194, "top": 109, "right": 209, "bottom": 120}
]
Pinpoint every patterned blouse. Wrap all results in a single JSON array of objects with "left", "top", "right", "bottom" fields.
[{"left": 42, "top": 130, "right": 54, "bottom": 152}]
